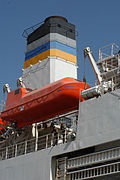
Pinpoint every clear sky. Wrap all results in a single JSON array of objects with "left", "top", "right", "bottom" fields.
[{"left": 0, "top": 0, "right": 120, "bottom": 101}]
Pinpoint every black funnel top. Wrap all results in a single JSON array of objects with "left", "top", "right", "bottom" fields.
[{"left": 27, "top": 16, "right": 76, "bottom": 45}]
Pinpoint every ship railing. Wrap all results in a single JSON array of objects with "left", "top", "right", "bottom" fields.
[
  {"left": 22, "top": 21, "right": 44, "bottom": 38},
  {"left": 0, "top": 129, "right": 75, "bottom": 161},
  {"left": 98, "top": 43, "right": 119, "bottom": 61}
]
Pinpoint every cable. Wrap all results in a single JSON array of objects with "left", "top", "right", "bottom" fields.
[{"left": 83, "top": 50, "right": 87, "bottom": 83}]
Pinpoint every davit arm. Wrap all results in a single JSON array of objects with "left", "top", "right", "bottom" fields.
[{"left": 84, "top": 47, "right": 102, "bottom": 84}]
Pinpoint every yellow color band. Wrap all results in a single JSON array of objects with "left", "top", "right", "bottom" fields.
[{"left": 24, "top": 49, "right": 77, "bottom": 69}]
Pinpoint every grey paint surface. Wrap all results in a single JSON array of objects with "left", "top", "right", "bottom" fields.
[
  {"left": 77, "top": 89, "right": 120, "bottom": 148},
  {"left": 0, "top": 90, "right": 120, "bottom": 179},
  {"left": 27, "top": 17, "right": 76, "bottom": 44},
  {"left": 0, "top": 141, "right": 79, "bottom": 180},
  {"left": 22, "top": 58, "right": 50, "bottom": 89},
  {"left": 26, "top": 33, "right": 76, "bottom": 53}
]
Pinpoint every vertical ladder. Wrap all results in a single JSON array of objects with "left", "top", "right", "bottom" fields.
[{"left": 56, "top": 157, "right": 67, "bottom": 180}]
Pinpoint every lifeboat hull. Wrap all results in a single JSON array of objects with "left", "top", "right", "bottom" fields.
[
  {"left": 0, "top": 118, "right": 7, "bottom": 134},
  {"left": 1, "top": 78, "right": 90, "bottom": 128}
]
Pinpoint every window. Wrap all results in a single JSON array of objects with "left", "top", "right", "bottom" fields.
[{"left": 26, "top": 88, "right": 33, "bottom": 92}]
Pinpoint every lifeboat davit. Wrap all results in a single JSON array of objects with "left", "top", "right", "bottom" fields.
[{"left": 1, "top": 77, "right": 90, "bottom": 128}]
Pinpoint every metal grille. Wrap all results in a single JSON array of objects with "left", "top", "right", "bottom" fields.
[
  {"left": 68, "top": 162, "right": 120, "bottom": 179},
  {"left": 56, "top": 146, "right": 120, "bottom": 179},
  {"left": 67, "top": 147, "right": 120, "bottom": 169}
]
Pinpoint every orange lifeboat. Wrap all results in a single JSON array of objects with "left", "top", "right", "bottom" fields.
[
  {"left": 0, "top": 118, "right": 7, "bottom": 134},
  {"left": 1, "top": 77, "right": 90, "bottom": 128}
]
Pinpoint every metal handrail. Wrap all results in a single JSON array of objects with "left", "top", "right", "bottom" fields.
[
  {"left": 0, "top": 129, "right": 73, "bottom": 161},
  {"left": 22, "top": 21, "right": 44, "bottom": 38},
  {"left": 99, "top": 43, "right": 119, "bottom": 60}
]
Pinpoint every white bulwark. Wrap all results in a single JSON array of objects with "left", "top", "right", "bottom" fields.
[{"left": 22, "top": 56, "right": 77, "bottom": 89}]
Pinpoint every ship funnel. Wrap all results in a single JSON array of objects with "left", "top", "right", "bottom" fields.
[{"left": 22, "top": 16, "right": 77, "bottom": 89}]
